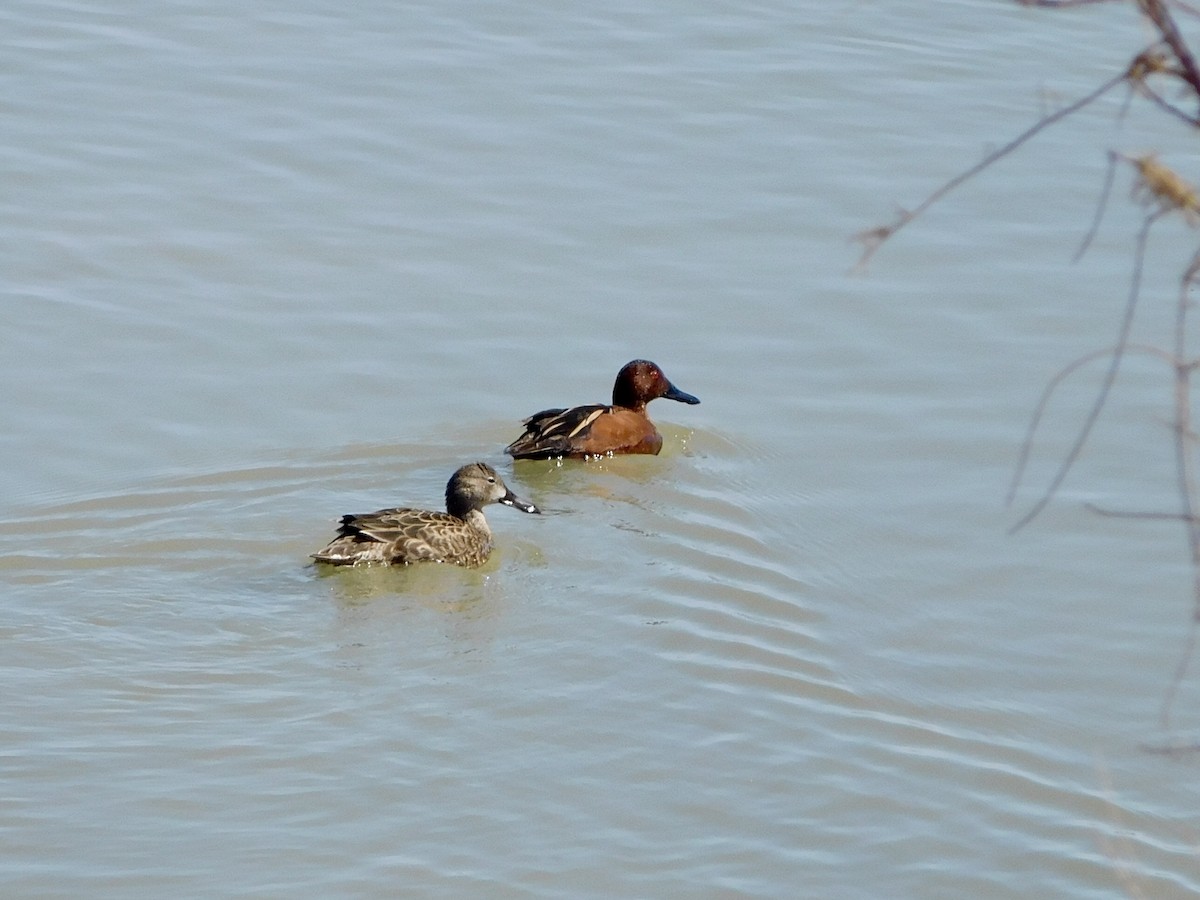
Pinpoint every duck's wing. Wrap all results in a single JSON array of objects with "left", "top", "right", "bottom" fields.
[
  {"left": 505, "top": 404, "right": 609, "bottom": 458},
  {"left": 312, "top": 507, "right": 468, "bottom": 565}
]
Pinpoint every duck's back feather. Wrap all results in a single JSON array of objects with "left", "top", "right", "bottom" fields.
[
  {"left": 506, "top": 405, "right": 606, "bottom": 458},
  {"left": 311, "top": 507, "right": 492, "bottom": 567},
  {"left": 506, "top": 404, "right": 663, "bottom": 459}
]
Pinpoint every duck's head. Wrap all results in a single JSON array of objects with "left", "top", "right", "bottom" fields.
[
  {"left": 447, "top": 462, "right": 540, "bottom": 517},
  {"left": 612, "top": 359, "right": 700, "bottom": 411}
]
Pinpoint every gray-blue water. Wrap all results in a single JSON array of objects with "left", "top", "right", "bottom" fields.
[{"left": 5, "top": 0, "right": 1200, "bottom": 896}]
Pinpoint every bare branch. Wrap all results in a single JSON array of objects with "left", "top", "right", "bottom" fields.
[
  {"left": 1006, "top": 342, "right": 1174, "bottom": 509},
  {"left": 1130, "top": 77, "right": 1200, "bottom": 127},
  {"left": 1160, "top": 248, "right": 1200, "bottom": 730},
  {"left": 1138, "top": 0, "right": 1200, "bottom": 106},
  {"left": 852, "top": 69, "right": 1130, "bottom": 270},
  {"left": 1084, "top": 503, "right": 1198, "bottom": 520},
  {"left": 1009, "top": 212, "right": 1165, "bottom": 532},
  {"left": 1074, "top": 150, "right": 1121, "bottom": 262},
  {"left": 1140, "top": 737, "right": 1200, "bottom": 755},
  {"left": 1161, "top": 619, "right": 1200, "bottom": 729}
]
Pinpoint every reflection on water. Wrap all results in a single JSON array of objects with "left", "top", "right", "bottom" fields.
[{"left": 317, "top": 540, "right": 548, "bottom": 610}]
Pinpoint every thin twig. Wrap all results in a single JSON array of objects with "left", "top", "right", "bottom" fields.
[
  {"left": 1085, "top": 503, "right": 1197, "bottom": 519},
  {"left": 1116, "top": 77, "right": 1138, "bottom": 125},
  {"left": 1160, "top": 249, "right": 1200, "bottom": 730},
  {"left": 1171, "top": 249, "right": 1200, "bottom": 565},
  {"left": 1010, "top": 211, "right": 1165, "bottom": 532},
  {"left": 1131, "top": 78, "right": 1200, "bottom": 127},
  {"left": 1161, "top": 621, "right": 1199, "bottom": 729},
  {"left": 1006, "top": 342, "right": 1173, "bottom": 509},
  {"left": 1138, "top": 0, "right": 1200, "bottom": 107},
  {"left": 852, "top": 70, "right": 1130, "bottom": 271},
  {"left": 1074, "top": 150, "right": 1122, "bottom": 262},
  {"left": 1140, "top": 737, "right": 1200, "bottom": 754}
]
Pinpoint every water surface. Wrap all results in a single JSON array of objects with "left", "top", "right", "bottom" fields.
[{"left": 4, "top": 0, "right": 1200, "bottom": 896}]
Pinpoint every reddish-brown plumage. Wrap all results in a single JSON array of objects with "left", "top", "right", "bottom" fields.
[{"left": 505, "top": 360, "right": 700, "bottom": 460}]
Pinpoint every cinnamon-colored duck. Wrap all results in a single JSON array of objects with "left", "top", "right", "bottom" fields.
[
  {"left": 311, "top": 462, "right": 540, "bottom": 567},
  {"left": 505, "top": 359, "right": 700, "bottom": 460}
]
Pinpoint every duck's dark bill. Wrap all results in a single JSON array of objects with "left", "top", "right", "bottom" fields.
[
  {"left": 664, "top": 383, "right": 700, "bottom": 405},
  {"left": 501, "top": 492, "right": 541, "bottom": 514}
]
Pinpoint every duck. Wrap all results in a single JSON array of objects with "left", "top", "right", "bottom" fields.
[
  {"left": 311, "top": 462, "right": 540, "bottom": 567},
  {"left": 505, "top": 359, "right": 700, "bottom": 459}
]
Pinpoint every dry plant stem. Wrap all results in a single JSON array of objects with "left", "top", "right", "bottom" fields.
[
  {"left": 1010, "top": 211, "right": 1165, "bottom": 533},
  {"left": 852, "top": 71, "right": 1128, "bottom": 271},
  {"left": 1159, "top": 250, "right": 1200, "bottom": 729},
  {"left": 1074, "top": 151, "right": 1122, "bottom": 261},
  {"left": 1007, "top": 343, "right": 1175, "bottom": 508},
  {"left": 1138, "top": 0, "right": 1200, "bottom": 106},
  {"left": 1086, "top": 503, "right": 1197, "bottom": 518},
  {"left": 1162, "top": 620, "right": 1198, "bottom": 729},
  {"left": 1007, "top": 0, "right": 1200, "bottom": 733},
  {"left": 1143, "top": 733, "right": 1200, "bottom": 756},
  {"left": 1133, "top": 77, "right": 1200, "bottom": 127},
  {"left": 1173, "top": 251, "right": 1200, "bottom": 572}
]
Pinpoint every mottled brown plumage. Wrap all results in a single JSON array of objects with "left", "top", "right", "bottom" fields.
[
  {"left": 311, "top": 462, "right": 539, "bottom": 567},
  {"left": 505, "top": 360, "right": 700, "bottom": 460}
]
